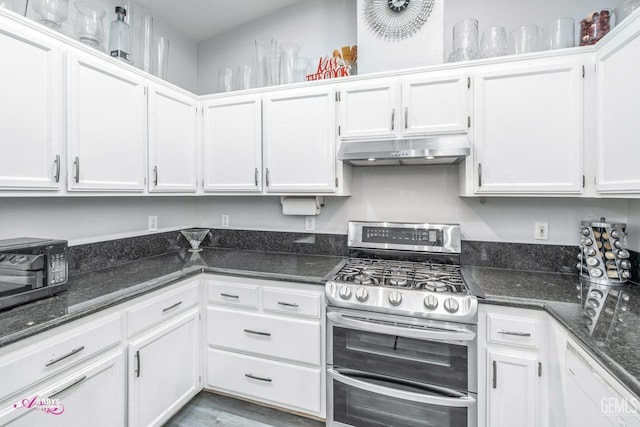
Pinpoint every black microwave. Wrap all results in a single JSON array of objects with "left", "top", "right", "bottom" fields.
[{"left": 0, "top": 238, "right": 68, "bottom": 311}]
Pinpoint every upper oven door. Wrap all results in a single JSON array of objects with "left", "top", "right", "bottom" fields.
[{"left": 327, "top": 307, "right": 477, "bottom": 394}]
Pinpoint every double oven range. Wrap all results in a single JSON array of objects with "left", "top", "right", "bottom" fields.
[{"left": 325, "top": 221, "right": 483, "bottom": 427}]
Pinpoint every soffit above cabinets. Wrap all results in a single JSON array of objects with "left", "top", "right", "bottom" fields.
[{"left": 134, "top": 0, "right": 312, "bottom": 42}]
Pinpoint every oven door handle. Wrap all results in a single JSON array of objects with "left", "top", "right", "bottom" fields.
[
  {"left": 327, "top": 312, "right": 476, "bottom": 342},
  {"left": 328, "top": 368, "right": 476, "bottom": 408}
]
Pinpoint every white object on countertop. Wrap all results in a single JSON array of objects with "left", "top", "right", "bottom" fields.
[{"left": 280, "top": 196, "right": 323, "bottom": 216}]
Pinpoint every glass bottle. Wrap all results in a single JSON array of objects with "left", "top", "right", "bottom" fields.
[{"left": 109, "top": 6, "right": 131, "bottom": 62}]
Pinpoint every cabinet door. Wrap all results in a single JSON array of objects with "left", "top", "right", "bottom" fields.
[
  {"left": 0, "top": 351, "right": 125, "bottom": 427},
  {"left": 487, "top": 349, "right": 539, "bottom": 427},
  {"left": 202, "top": 96, "right": 262, "bottom": 192},
  {"left": 474, "top": 60, "right": 583, "bottom": 194},
  {"left": 0, "top": 18, "right": 61, "bottom": 190},
  {"left": 595, "top": 21, "right": 640, "bottom": 193},
  {"left": 264, "top": 87, "right": 336, "bottom": 193},
  {"left": 128, "top": 309, "right": 200, "bottom": 427},
  {"left": 67, "top": 51, "right": 146, "bottom": 191},
  {"left": 338, "top": 80, "right": 398, "bottom": 140},
  {"left": 148, "top": 85, "right": 197, "bottom": 193},
  {"left": 402, "top": 72, "right": 469, "bottom": 136}
]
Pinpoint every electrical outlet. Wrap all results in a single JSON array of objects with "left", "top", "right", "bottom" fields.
[
  {"left": 305, "top": 216, "right": 315, "bottom": 231},
  {"left": 221, "top": 214, "right": 229, "bottom": 228},
  {"left": 535, "top": 222, "right": 548, "bottom": 240},
  {"left": 148, "top": 216, "right": 158, "bottom": 231}
]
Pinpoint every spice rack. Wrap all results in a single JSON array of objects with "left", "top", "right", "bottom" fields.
[{"left": 578, "top": 217, "right": 631, "bottom": 286}]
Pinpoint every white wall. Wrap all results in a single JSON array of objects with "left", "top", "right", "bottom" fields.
[
  {"left": 24, "top": 0, "right": 198, "bottom": 92},
  {"left": 0, "top": 197, "right": 198, "bottom": 245},
  {"left": 196, "top": 0, "right": 357, "bottom": 94},
  {"left": 196, "top": 166, "right": 629, "bottom": 246}
]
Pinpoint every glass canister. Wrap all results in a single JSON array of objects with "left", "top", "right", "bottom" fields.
[
  {"left": 74, "top": 1, "right": 106, "bottom": 49},
  {"left": 31, "top": 0, "right": 68, "bottom": 29},
  {"left": 448, "top": 18, "right": 478, "bottom": 62},
  {"left": 478, "top": 26, "right": 508, "bottom": 58},
  {"left": 580, "top": 9, "right": 615, "bottom": 46},
  {"left": 577, "top": 217, "right": 631, "bottom": 285}
]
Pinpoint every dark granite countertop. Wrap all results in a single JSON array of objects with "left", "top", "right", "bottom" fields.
[
  {"left": 0, "top": 248, "right": 345, "bottom": 349},
  {"left": 466, "top": 266, "right": 640, "bottom": 399}
]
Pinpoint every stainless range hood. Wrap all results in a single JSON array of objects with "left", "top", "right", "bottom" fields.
[{"left": 338, "top": 136, "right": 470, "bottom": 166}]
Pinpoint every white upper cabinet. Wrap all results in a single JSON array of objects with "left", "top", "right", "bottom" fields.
[
  {"left": 66, "top": 51, "right": 147, "bottom": 191},
  {"left": 337, "top": 71, "right": 469, "bottom": 141},
  {"left": 148, "top": 85, "right": 197, "bottom": 193},
  {"left": 472, "top": 57, "right": 584, "bottom": 194},
  {"left": 337, "top": 79, "right": 398, "bottom": 140},
  {"left": 202, "top": 95, "right": 262, "bottom": 192},
  {"left": 0, "top": 17, "right": 62, "bottom": 190},
  {"left": 595, "top": 17, "right": 640, "bottom": 194},
  {"left": 402, "top": 72, "right": 469, "bottom": 136},
  {"left": 263, "top": 87, "right": 337, "bottom": 193}
]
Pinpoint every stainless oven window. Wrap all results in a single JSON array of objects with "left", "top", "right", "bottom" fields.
[
  {"left": 330, "top": 369, "right": 471, "bottom": 427},
  {"left": 333, "top": 326, "right": 469, "bottom": 392}
]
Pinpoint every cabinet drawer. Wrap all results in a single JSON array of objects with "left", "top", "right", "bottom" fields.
[
  {"left": 207, "top": 348, "right": 321, "bottom": 415},
  {"left": 0, "top": 314, "right": 122, "bottom": 401},
  {"left": 207, "top": 307, "right": 321, "bottom": 365},
  {"left": 487, "top": 312, "right": 539, "bottom": 348},
  {"left": 207, "top": 280, "right": 258, "bottom": 309},
  {"left": 262, "top": 287, "right": 321, "bottom": 318},
  {"left": 127, "top": 279, "right": 200, "bottom": 337}
]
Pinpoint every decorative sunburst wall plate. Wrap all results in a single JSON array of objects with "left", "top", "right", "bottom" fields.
[{"left": 362, "top": 0, "right": 436, "bottom": 40}]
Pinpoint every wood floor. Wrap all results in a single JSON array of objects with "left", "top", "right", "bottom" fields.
[{"left": 163, "top": 391, "right": 326, "bottom": 427}]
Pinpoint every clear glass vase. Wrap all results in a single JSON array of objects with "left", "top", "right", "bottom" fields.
[
  {"left": 255, "top": 36, "right": 277, "bottom": 87},
  {"left": 31, "top": 0, "right": 68, "bottom": 29},
  {"left": 74, "top": 1, "right": 106, "bottom": 49},
  {"left": 278, "top": 42, "right": 300, "bottom": 85}
]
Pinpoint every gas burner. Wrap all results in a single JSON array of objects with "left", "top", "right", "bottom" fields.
[
  {"left": 416, "top": 281, "right": 455, "bottom": 293},
  {"left": 354, "top": 272, "right": 379, "bottom": 286}
]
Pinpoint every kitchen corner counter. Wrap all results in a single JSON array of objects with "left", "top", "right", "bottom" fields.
[
  {"left": 0, "top": 248, "right": 345, "bottom": 349},
  {"left": 466, "top": 266, "right": 640, "bottom": 399}
]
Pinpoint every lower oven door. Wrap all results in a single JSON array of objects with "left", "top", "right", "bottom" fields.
[{"left": 328, "top": 368, "right": 476, "bottom": 427}]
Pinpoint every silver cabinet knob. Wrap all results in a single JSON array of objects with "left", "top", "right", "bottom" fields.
[
  {"left": 443, "top": 298, "right": 460, "bottom": 313},
  {"left": 424, "top": 295, "right": 438, "bottom": 310},
  {"left": 388, "top": 291, "right": 402, "bottom": 306},
  {"left": 355, "top": 287, "right": 369, "bottom": 302},
  {"left": 338, "top": 287, "right": 352, "bottom": 300}
]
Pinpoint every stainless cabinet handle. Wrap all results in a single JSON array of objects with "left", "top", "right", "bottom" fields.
[
  {"left": 277, "top": 301, "right": 299, "bottom": 308},
  {"left": 245, "top": 373, "right": 272, "bottom": 382},
  {"left": 404, "top": 107, "right": 408, "bottom": 129},
  {"left": 244, "top": 329, "right": 271, "bottom": 337},
  {"left": 220, "top": 293, "right": 239, "bottom": 299},
  {"left": 266, "top": 168, "right": 270, "bottom": 187},
  {"left": 492, "top": 360, "right": 497, "bottom": 389},
  {"left": 45, "top": 346, "right": 85, "bottom": 367},
  {"left": 391, "top": 108, "right": 395, "bottom": 130},
  {"left": 162, "top": 301, "right": 182, "bottom": 313},
  {"left": 48, "top": 375, "right": 87, "bottom": 399},
  {"left": 254, "top": 168, "right": 259, "bottom": 187},
  {"left": 74, "top": 156, "right": 80, "bottom": 184},
  {"left": 135, "top": 350, "right": 141, "bottom": 378},
  {"left": 153, "top": 166, "right": 158, "bottom": 186},
  {"left": 497, "top": 330, "right": 532, "bottom": 337},
  {"left": 478, "top": 163, "right": 482, "bottom": 187},
  {"left": 54, "top": 155, "right": 61, "bottom": 183}
]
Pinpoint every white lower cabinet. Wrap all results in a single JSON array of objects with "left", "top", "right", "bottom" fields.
[
  {"left": 204, "top": 275, "right": 325, "bottom": 418},
  {"left": 0, "top": 350, "right": 125, "bottom": 426}
]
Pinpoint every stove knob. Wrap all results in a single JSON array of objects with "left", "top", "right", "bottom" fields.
[
  {"left": 423, "top": 295, "right": 439, "bottom": 310},
  {"left": 443, "top": 298, "right": 460, "bottom": 314},
  {"left": 17, "top": 256, "right": 27, "bottom": 264},
  {"left": 355, "top": 287, "right": 369, "bottom": 302},
  {"left": 8, "top": 255, "right": 17, "bottom": 264},
  {"left": 338, "top": 286, "right": 352, "bottom": 300},
  {"left": 388, "top": 291, "right": 402, "bottom": 306},
  {"left": 0, "top": 254, "right": 5, "bottom": 262}
]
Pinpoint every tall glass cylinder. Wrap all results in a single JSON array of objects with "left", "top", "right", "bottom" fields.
[
  {"left": 155, "top": 36, "right": 169, "bottom": 80},
  {"left": 255, "top": 36, "right": 277, "bottom": 87},
  {"left": 278, "top": 42, "right": 300, "bottom": 85},
  {"left": 141, "top": 15, "right": 154, "bottom": 74}
]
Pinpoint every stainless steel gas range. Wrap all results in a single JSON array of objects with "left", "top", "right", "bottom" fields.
[{"left": 325, "top": 221, "right": 483, "bottom": 427}]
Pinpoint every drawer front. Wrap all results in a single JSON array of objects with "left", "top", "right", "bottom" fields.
[
  {"left": 207, "top": 281, "right": 258, "bottom": 309},
  {"left": 207, "top": 307, "right": 321, "bottom": 365},
  {"left": 127, "top": 280, "right": 200, "bottom": 337},
  {"left": 487, "top": 312, "right": 538, "bottom": 348},
  {"left": 262, "top": 287, "right": 321, "bottom": 318},
  {"left": 207, "top": 348, "right": 321, "bottom": 415},
  {"left": 0, "top": 315, "right": 122, "bottom": 401}
]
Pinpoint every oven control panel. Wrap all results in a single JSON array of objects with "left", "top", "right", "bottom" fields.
[
  {"left": 348, "top": 221, "right": 461, "bottom": 254},
  {"left": 363, "top": 227, "right": 443, "bottom": 247}
]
